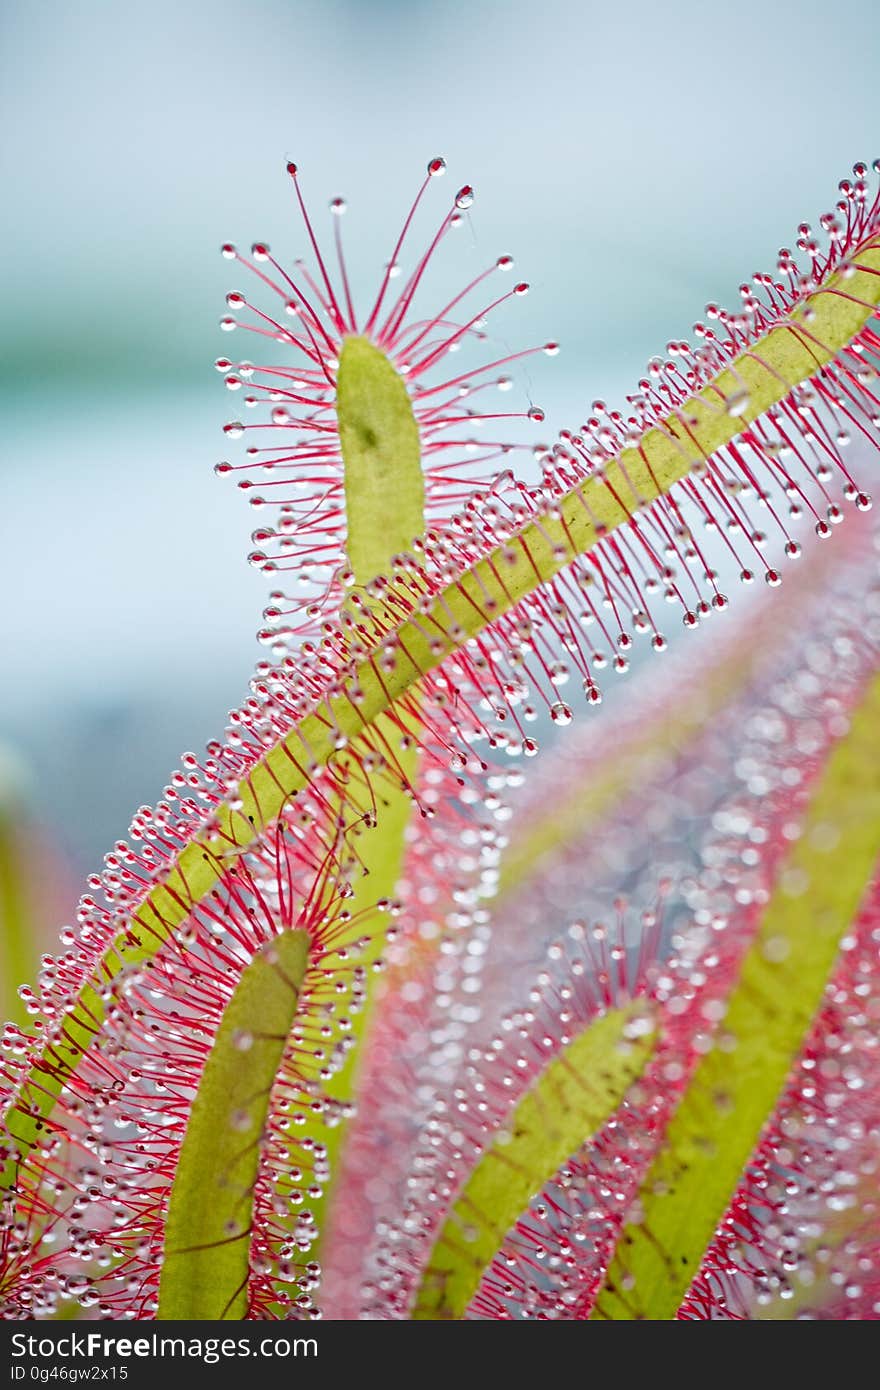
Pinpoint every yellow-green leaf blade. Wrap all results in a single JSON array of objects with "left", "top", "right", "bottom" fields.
[
  {"left": 338, "top": 335, "right": 425, "bottom": 581},
  {"left": 156, "top": 929, "right": 310, "bottom": 1320},
  {"left": 413, "top": 1000, "right": 656, "bottom": 1319}
]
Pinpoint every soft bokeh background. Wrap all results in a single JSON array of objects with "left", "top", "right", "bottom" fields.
[{"left": 2, "top": 0, "right": 879, "bottom": 921}]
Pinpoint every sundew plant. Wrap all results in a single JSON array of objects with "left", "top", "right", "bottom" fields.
[{"left": 2, "top": 155, "right": 880, "bottom": 1321}]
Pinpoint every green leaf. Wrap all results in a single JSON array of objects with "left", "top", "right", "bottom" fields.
[
  {"left": 413, "top": 1001, "right": 657, "bottom": 1319},
  {"left": 592, "top": 669, "right": 880, "bottom": 1320},
  {"left": 156, "top": 929, "right": 310, "bottom": 1320},
  {"left": 4, "top": 249, "right": 880, "bottom": 1196},
  {"left": 338, "top": 335, "right": 425, "bottom": 582}
]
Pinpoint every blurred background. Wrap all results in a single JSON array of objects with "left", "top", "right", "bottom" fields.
[{"left": 2, "top": 0, "right": 880, "bottom": 949}]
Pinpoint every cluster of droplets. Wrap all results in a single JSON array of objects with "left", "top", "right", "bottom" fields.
[
  {"left": 317, "top": 521, "right": 869, "bottom": 1303},
  {"left": 0, "top": 829, "right": 400, "bottom": 1319},
  {"left": 318, "top": 524, "right": 880, "bottom": 1317}
]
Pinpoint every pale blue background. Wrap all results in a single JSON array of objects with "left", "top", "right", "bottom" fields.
[{"left": 2, "top": 0, "right": 879, "bottom": 881}]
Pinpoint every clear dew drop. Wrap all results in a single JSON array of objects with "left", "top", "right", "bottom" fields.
[
  {"left": 427, "top": 156, "right": 447, "bottom": 178},
  {"left": 455, "top": 185, "right": 475, "bottom": 210},
  {"left": 549, "top": 702, "right": 573, "bottom": 726}
]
